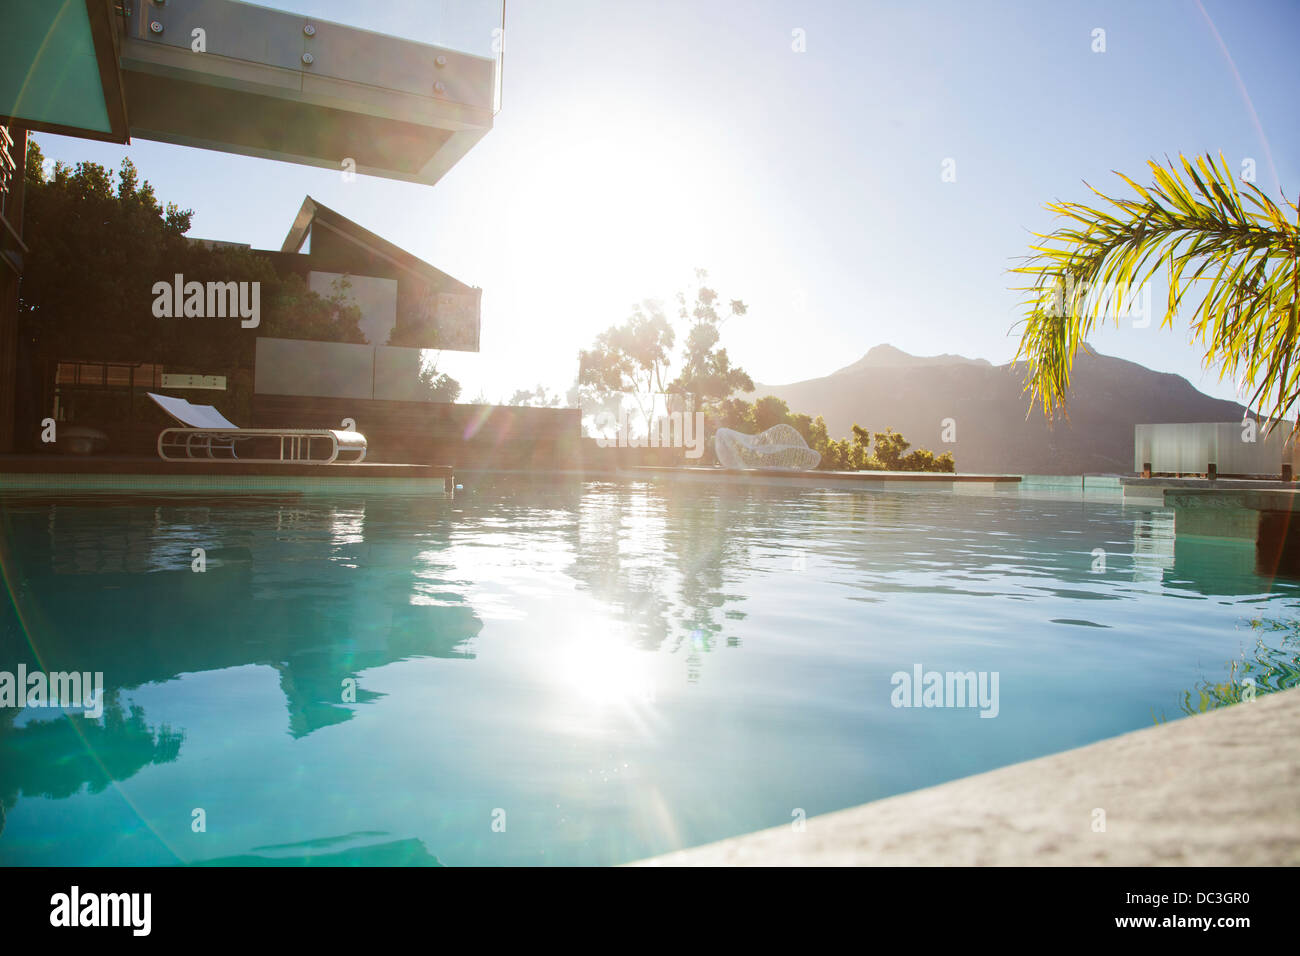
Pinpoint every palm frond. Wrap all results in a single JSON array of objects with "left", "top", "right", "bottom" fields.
[{"left": 1012, "top": 153, "right": 1299, "bottom": 430}]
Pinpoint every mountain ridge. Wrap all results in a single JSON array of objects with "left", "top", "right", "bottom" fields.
[
  {"left": 830, "top": 344, "right": 992, "bottom": 377},
  {"left": 748, "top": 344, "right": 1246, "bottom": 474}
]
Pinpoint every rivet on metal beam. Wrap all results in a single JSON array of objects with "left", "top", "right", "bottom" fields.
[
  {"left": 301, "top": 52, "right": 314, "bottom": 65},
  {"left": 433, "top": 81, "right": 446, "bottom": 94},
  {"left": 435, "top": 55, "right": 447, "bottom": 67},
  {"left": 149, "top": 20, "right": 164, "bottom": 33},
  {"left": 303, "top": 24, "right": 316, "bottom": 37}
]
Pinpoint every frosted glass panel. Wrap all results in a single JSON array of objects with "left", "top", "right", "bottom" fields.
[
  {"left": 374, "top": 347, "right": 429, "bottom": 401},
  {"left": 255, "top": 337, "right": 373, "bottom": 399},
  {"left": 1134, "top": 422, "right": 1296, "bottom": 475}
]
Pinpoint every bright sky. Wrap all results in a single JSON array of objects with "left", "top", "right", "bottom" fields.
[{"left": 31, "top": 0, "right": 1300, "bottom": 405}]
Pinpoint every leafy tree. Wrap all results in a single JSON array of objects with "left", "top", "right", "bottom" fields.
[
  {"left": 577, "top": 299, "right": 675, "bottom": 430},
  {"left": 506, "top": 384, "right": 561, "bottom": 407},
  {"left": 791, "top": 412, "right": 829, "bottom": 451},
  {"left": 872, "top": 429, "right": 911, "bottom": 469},
  {"left": 669, "top": 269, "right": 754, "bottom": 410},
  {"left": 258, "top": 271, "right": 367, "bottom": 347},
  {"left": 16, "top": 144, "right": 389, "bottom": 436},
  {"left": 578, "top": 269, "right": 755, "bottom": 438},
  {"left": 417, "top": 360, "right": 460, "bottom": 403},
  {"left": 753, "top": 395, "right": 792, "bottom": 432},
  {"left": 1013, "top": 153, "right": 1300, "bottom": 429},
  {"left": 870, "top": 428, "right": 954, "bottom": 472},
  {"left": 820, "top": 437, "right": 869, "bottom": 471},
  {"left": 21, "top": 144, "right": 193, "bottom": 364},
  {"left": 707, "top": 397, "right": 757, "bottom": 433},
  {"left": 696, "top": 393, "right": 951, "bottom": 472}
]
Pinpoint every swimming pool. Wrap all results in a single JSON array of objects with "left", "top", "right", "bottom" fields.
[{"left": 1, "top": 478, "right": 1295, "bottom": 865}]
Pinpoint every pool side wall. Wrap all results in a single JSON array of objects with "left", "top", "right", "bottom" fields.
[{"left": 634, "top": 687, "right": 1300, "bottom": 866}]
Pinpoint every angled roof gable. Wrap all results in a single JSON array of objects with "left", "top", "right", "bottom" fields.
[{"left": 280, "top": 195, "right": 473, "bottom": 293}]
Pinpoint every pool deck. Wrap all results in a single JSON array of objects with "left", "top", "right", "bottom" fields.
[
  {"left": 0, "top": 454, "right": 455, "bottom": 494},
  {"left": 634, "top": 686, "right": 1300, "bottom": 866}
]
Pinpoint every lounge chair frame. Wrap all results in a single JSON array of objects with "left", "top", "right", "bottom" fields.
[
  {"left": 156, "top": 427, "right": 367, "bottom": 464},
  {"left": 149, "top": 393, "right": 367, "bottom": 465}
]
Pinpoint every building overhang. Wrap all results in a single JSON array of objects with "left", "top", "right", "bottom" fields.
[
  {"left": 1, "top": 0, "right": 496, "bottom": 186},
  {"left": 0, "top": 1, "right": 130, "bottom": 143}
]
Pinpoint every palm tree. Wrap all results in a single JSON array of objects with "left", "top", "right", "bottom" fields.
[{"left": 1013, "top": 153, "right": 1300, "bottom": 430}]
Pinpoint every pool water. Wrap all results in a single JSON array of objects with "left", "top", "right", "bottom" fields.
[{"left": 1, "top": 479, "right": 1296, "bottom": 865}]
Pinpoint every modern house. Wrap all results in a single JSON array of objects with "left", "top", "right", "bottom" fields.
[
  {"left": 1, "top": 0, "right": 579, "bottom": 474},
  {"left": 36, "top": 196, "right": 480, "bottom": 447}
]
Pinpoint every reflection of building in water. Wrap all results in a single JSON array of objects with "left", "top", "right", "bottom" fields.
[
  {"left": 1131, "top": 510, "right": 1175, "bottom": 583},
  {"left": 46, "top": 500, "right": 377, "bottom": 576},
  {"left": 1132, "top": 506, "right": 1272, "bottom": 595},
  {"left": 327, "top": 504, "right": 366, "bottom": 551},
  {"left": 47, "top": 502, "right": 211, "bottom": 575},
  {"left": 3, "top": 497, "right": 482, "bottom": 741},
  {"left": 196, "top": 835, "right": 442, "bottom": 867},
  {"left": 1172, "top": 535, "right": 1263, "bottom": 595}
]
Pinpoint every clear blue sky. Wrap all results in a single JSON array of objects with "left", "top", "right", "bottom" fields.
[{"left": 31, "top": 0, "right": 1300, "bottom": 405}]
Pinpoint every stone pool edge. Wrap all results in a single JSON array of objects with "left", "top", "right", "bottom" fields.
[{"left": 632, "top": 686, "right": 1300, "bottom": 866}]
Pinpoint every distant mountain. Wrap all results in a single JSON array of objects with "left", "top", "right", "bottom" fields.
[
  {"left": 831, "top": 344, "right": 992, "bottom": 376},
  {"left": 748, "top": 345, "right": 1247, "bottom": 474}
]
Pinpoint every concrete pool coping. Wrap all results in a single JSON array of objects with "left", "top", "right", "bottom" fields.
[
  {"left": 630, "top": 464, "right": 1020, "bottom": 483},
  {"left": 6, "top": 459, "right": 1300, "bottom": 514},
  {"left": 0, "top": 454, "right": 455, "bottom": 495},
  {"left": 634, "top": 686, "right": 1300, "bottom": 866}
]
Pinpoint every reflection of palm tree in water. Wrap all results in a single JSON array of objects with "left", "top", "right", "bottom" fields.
[{"left": 1159, "top": 618, "right": 1300, "bottom": 720}]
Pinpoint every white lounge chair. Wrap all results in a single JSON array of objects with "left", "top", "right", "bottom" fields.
[{"left": 147, "top": 392, "right": 367, "bottom": 464}]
